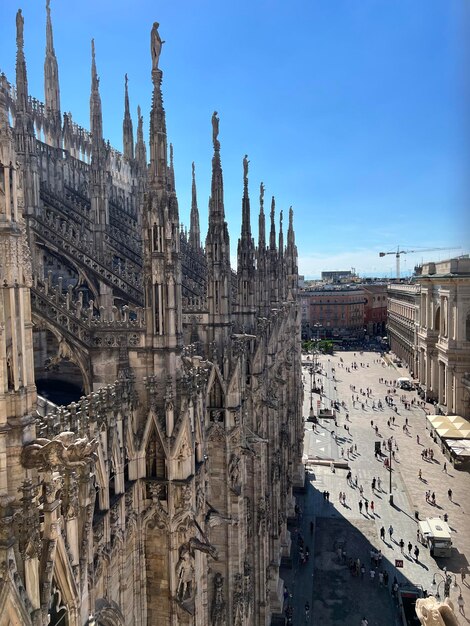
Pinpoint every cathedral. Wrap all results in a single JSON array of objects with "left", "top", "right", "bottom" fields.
[{"left": 0, "top": 6, "right": 303, "bottom": 626}]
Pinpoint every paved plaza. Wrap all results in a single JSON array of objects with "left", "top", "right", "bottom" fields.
[{"left": 281, "top": 350, "right": 470, "bottom": 626}]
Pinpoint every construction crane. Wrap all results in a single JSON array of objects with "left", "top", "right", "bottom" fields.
[{"left": 379, "top": 246, "right": 462, "bottom": 279}]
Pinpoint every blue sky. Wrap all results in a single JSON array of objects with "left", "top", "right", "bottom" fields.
[{"left": 0, "top": 0, "right": 468, "bottom": 278}]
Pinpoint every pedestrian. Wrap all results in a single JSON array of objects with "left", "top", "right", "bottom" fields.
[
  {"left": 383, "top": 570, "right": 389, "bottom": 588},
  {"left": 380, "top": 526, "right": 385, "bottom": 541},
  {"left": 359, "top": 485, "right": 364, "bottom": 497},
  {"left": 365, "top": 501, "right": 369, "bottom": 514},
  {"left": 372, "top": 477, "right": 376, "bottom": 491},
  {"left": 417, "top": 434, "right": 420, "bottom": 444},
  {"left": 370, "top": 501, "right": 374, "bottom": 515},
  {"left": 399, "top": 539, "right": 404, "bottom": 553},
  {"left": 414, "top": 545, "right": 420, "bottom": 562},
  {"left": 339, "top": 491, "right": 343, "bottom": 504},
  {"left": 369, "top": 569, "right": 375, "bottom": 582},
  {"left": 388, "top": 525, "right": 394, "bottom": 540},
  {"left": 359, "top": 500, "right": 363, "bottom": 514},
  {"left": 458, "top": 594, "right": 465, "bottom": 615},
  {"left": 443, "top": 462, "right": 447, "bottom": 473},
  {"left": 361, "top": 564, "right": 366, "bottom": 579},
  {"left": 418, "top": 469, "right": 422, "bottom": 480},
  {"left": 378, "top": 571, "right": 384, "bottom": 587},
  {"left": 377, "top": 477, "right": 381, "bottom": 491},
  {"left": 425, "top": 491, "right": 430, "bottom": 502},
  {"left": 461, "top": 568, "right": 467, "bottom": 585},
  {"left": 431, "top": 492, "right": 436, "bottom": 505},
  {"left": 448, "top": 489, "right": 453, "bottom": 501},
  {"left": 408, "top": 542, "right": 412, "bottom": 556},
  {"left": 343, "top": 493, "right": 347, "bottom": 507},
  {"left": 355, "top": 475, "right": 358, "bottom": 487}
]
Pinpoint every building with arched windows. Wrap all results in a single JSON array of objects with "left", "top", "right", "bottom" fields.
[{"left": 415, "top": 256, "right": 470, "bottom": 418}]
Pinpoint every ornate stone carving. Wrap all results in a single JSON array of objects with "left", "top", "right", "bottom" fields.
[
  {"left": 271, "top": 449, "right": 281, "bottom": 484},
  {"left": 415, "top": 596, "right": 461, "bottom": 626},
  {"left": 233, "top": 573, "right": 244, "bottom": 626},
  {"left": 18, "top": 480, "right": 41, "bottom": 559},
  {"left": 228, "top": 453, "right": 241, "bottom": 494},
  {"left": 211, "top": 572, "right": 226, "bottom": 626},
  {"left": 21, "top": 432, "right": 98, "bottom": 471}
]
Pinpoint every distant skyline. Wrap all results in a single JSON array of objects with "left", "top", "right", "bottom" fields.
[{"left": 0, "top": 1, "right": 468, "bottom": 278}]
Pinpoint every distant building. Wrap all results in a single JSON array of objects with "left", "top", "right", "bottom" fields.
[
  {"left": 321, "top": 270, "right": 353, "bottom": 283},
  {"left": 415, "top": 256, "right": 470, "bottom": 416},
  {"left": 386, "top": 283, "right": 420, "bottom": 372},
  {"left": 301, "top": 285, "right": 365, "bottom": 340},
  {"left": 363, "top": 283, "right": 388, "bottom": 337},
  {"left": 386, "top": 256, "right": 470, "bottom": 419}
]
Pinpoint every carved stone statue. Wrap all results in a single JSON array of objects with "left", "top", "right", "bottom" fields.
[
  {"left": 415, "top": 596, "right": 461, "bottom": 626},
  {"left": 21, "top": 432, "right": 99, "bottom": 471},
  {"left": 175, "top": 546, "right": 194, "bottom": 602},
  {"left": 260, "top": 182, "right": 265, "bottom": 206},
  {"left": 211, "top": 572, "right": 226, "bottom": 626},
  {"left": 212, "top": 111, "right": 220, "bottom": 149},
  {"left": 16, "top": 9, "right": 24, "bottom": 48},
  {"left": 151, "top": 22, "right": 164, "bottom": 71},
  {"left": 229, "top": 453, "right": 240, "bottom": 491},
  {"left": 243, "top": 155, "right": 249, "bottom": 183}
]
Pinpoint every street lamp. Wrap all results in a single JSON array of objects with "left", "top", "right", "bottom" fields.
[
  {"left": 432, "top": 568, "right": 460, "bottom": 600},
  {"left": 388, "top": 438, "right": 393, "bottom": 506},
  {"left": 309, "top": 365, "right": 317, "bottom": 425}
]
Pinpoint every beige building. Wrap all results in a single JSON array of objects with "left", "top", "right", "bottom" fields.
[
  {"left": 386, "top": 283, "right": 420, "bottom": 374},
  {"left": 415, "top": 257, "right": 470, "bottom": 417},
  {"left": 387, "top": 257, "right": 470, "bottom": 419},
  {"left": 0, "top": 10, "right": 304, "bottom": 626}
]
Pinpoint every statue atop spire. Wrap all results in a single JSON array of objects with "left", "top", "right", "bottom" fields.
[
  {"left": 212, "top": 111, "right": 220, "bottom": 150},
  {"left": 151, "top": 22, "right": 164, "bottom": 72},
  {"left": 243, "top": 154, "right": 249, "bottom": 189},
  {"left": 16, "top": 9, "right": 24, "bottom": 49},
  {"left": 260, "top": 182, "right": 265, "bottom": 209}
]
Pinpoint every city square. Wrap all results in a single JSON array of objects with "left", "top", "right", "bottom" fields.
[{"left": 281, "top": 349, "right": 470, "bottom": 625}]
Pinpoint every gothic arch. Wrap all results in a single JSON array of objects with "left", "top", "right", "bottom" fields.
[
  {"left": 140, "top": 411, "right": 168, "bottom": 480},
  {"left": 32, "top": 314, "right": 92, "bottom": 394},
  {"left": 95, "top": 599, "right": 126, "bottom": 626}
]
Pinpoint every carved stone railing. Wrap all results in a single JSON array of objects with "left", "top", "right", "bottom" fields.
[
  {"left": 35, "top": 378, "right": 136, "bottom": 439},
  {"left": 31, "top": 278, "right": 146, "bottom": 349},
  {"left": 30, "top": 214, "right": 143, "bottom": 304}
]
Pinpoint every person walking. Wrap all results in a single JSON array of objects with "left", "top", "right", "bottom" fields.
[
  {"left": 443, "top": 461, "right": 447, "bottom": 473},
  {"left": 461, "top": 568, "right": 467, "bottom": 585},
  {"left": 458, "top": 594, "right": 465, "bottom": 615},
  {"left": 407, "top": 541, "right": 412, "bottom": 556},
  {"left": 365, "top": 501, "right": 369, "bottom": 515},
  {"left": 448, "top": 488, "right": 453, "bottom": 501},
  {"left": 370, "top": 501, "right": 374, "bottom": 515},
  {"left": 369, "top": 569, "right": 375, "bottom": 583},
  {"left": 359, "top": 500, "right": 363, "bottom": 514},
  {"left": 388, "top": 525, "right": 394, "bottom": 541},
  {"left": 399, "top": 539, "right": 404, "bottom": 554},
  {"left": 380, "top": 526, "right": 385, "bottom": 541},
  {"left": 414, "top": 545, "right": 420, "bottom": 562}
]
